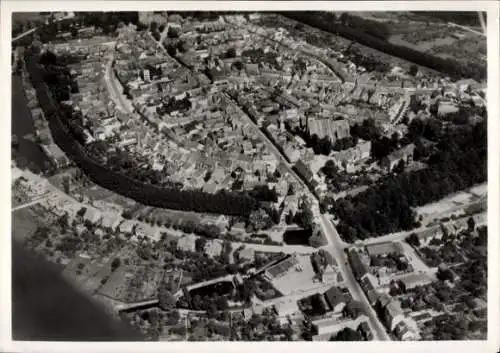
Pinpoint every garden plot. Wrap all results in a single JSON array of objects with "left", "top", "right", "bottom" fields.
[{"left": 415, "top": 188, "right": 481, "bottom": 225}]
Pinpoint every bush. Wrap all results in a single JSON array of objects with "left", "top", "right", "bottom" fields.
[
  {"left": 111, "top": 257, "right": 121, "bottom": 271},
  {"left": 309, "top": 233, "right": 327, "bottom": 248},
  {"left": 167, "top": 26, "right": 179, "bottom": 38},
  {"left": 406, "top": 233, "right": 420, "bottom": 247}
]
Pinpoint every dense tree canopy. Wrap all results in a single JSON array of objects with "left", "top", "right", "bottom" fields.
[
  {"left": 284, "top": 12, "right": 486, "bottom": 81},
  {"left": 330, "top": 327, "right": 363, "bottom": 341},
  {"left": 333, "top": 119, "right": 486, "bottom": 242}
]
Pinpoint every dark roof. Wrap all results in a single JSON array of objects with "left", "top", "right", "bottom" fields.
[
  {"left": 266, "top": 255, "right": 299, "bottom": 278},
  {"left": 208, "top": 67, "right": 228, "bottom": 81},
  {"left": 348, "top": 250, "right": 368, "bottom": 279},
  {"left": 324, "top": 286, "right": 346, "bottom": 309},
  {"left": 394, "top": 321, "right": 409, "bottom": 337},
  {"left": 294, "top": 160, "right": 313, "bottom": 181},
  {"left": 311, "top": 253, "right": 322, "bottom": 273},
  {"left": 361, "top": 275, "right": 376, "bottom": 292},
  {"left": 325, "top": 252, "right": 337, "bottom": 266}
]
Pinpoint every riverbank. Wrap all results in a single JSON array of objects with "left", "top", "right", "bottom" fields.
[{"left": 11, "top": 74, "right": 52, "bottom": 173}]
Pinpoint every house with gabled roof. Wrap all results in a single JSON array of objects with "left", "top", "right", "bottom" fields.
[
  {"left": 384, "top": 300, "right": 405, "bottom": 331},
  {"left": 381, "top": 143, "right": 415, "bottom": 172},
  {"left": 101, "top": 212, "right": 121, "bottom": 231},
  {"left": 83, "top": 207, "right": 102, "bottom": 225},
  {"left": 324, "top": 286, "right": 346, "bottom": 313}
]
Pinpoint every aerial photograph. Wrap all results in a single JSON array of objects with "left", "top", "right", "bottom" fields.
[{"left": 10, "top": 10, "right": 488, "bottom": 342}]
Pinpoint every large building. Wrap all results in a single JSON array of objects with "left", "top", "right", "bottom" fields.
[
  {"left": 398, "top": 272, "right": 434, "bottom": 290},
  {"left": 312, "top": 314, "right": 369, "bottom": 339},
  {"left": 273, "top": 299, "right": 300, "bottom": 318},
  {"left": 263, "top": 255, "right": 300, "bottom": 281},
  {"left": 42, "top": 143, "right": 71, "bottom": 169},
  {"left": 294, "top": 160, "right": 314, "bottom": 182},
  {"left": 306, "top": 117, "right": 350, "bottom": 143},
  {"left": 324, "top": 286, "right": 346, "bottom": 313},
  {"left": 381, "top": 143, "right": 415, "bottom": 172},
  {"left": 332, "top": 140, "right": 372, "bottom": 169},
  {"left": 365, "top": 241, "right": 404, "bottom": 258},
  {"left": 348, "top": 249, "right": 369, "bottom": 280},
  {"left": 360, "top": 274, "right": 380, "bottom": 305},
  {"left": 383, "top": 300, "right": 405, "bottom": 331}
]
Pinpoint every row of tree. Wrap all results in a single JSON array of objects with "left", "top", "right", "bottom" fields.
[
  {"left": 333, "top": 119, "right": 486, "bottom": 242},
  {"left": 283, "top": 12, "right": 486, "bottom": 81},
  {"left": 25, "top": 49, "right": 259, "bottom": 217}
]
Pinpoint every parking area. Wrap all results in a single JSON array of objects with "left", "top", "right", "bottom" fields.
[{"left": 270, "top": 254, "right": 318, "bottom": 296}]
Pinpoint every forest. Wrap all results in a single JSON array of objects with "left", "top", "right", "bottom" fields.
[
  {"left": 419, "top": 11, "right": 486, "bottom": 26},
  {"left": 338, "top": 13, "right": 392, "bottom": 41}
]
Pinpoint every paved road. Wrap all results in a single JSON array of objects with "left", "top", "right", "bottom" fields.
[
  {"left": 104, "top": 58, "right": 134, "bottom": 114},
  {"left": 226, "top": 81, "right": 390, "bottom": 339},
  {"left": 223, "top": 93, "right": 315, "bottom": 201},
  {"left": 317, "top": 215, "right": 390, "bottom": 341},
  {"left": 238, "top": 21, "right": 450, "bottom": 95},
  {"left": 216, "top": 40, "right": 391, "bottom": 338},
  {"left": 12, "top": 193, "right": 52, "bottom": 212},
  {"left": 357, "top": 212, "right": 488, "bottom": 247},
  {"left": 114, "top": 299, "right": 159, "bottom": 312},
  {"left": 448, "top": 21, "right": 486, "bottom": 37},
  {"left": 231, "top": 241, "right": 315, "bottom": 255},
  {"left": 103, "top": 42, "right": 318, "bottom": 258}
]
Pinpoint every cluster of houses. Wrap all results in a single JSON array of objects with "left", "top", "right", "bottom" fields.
[
  {"left": 347, "top": 242, "right": 427, "bottom": 340},
  {"left": 20, "top": 67, "right": 71, "bottom": 169}
]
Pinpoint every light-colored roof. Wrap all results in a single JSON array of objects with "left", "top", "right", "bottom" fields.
[
  {"left": 399, "top": 272, "right": 433, "bottom": 288},
  {"left": 83, "top": 207, "right": 102, "bottom": 223},
  {"left": 177, "top": 234, "right": 196, "bottom": 252},
  {"left": 238, "top": 247, "right": 255, "bottom": 260},
  {"left": 386, "top": 144, "right": 415, "bottom": 163},
  {"left": 365, "top": 241, "right": 404, "bottom": 257},
  {"left": 274, "top": 299, "right": 299, "bottom": 316},
  {"left": 386, "top": 300, "right": 404, "bottom": 318},
  {"left": 204, "top": 240, "right": 223, "bottom": 257},
  {"left": 119, "top": 219, "right": 136, "bottom": 233},
  {"left": 101, "top": 212, "right": 121, "bottom": 229}
]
